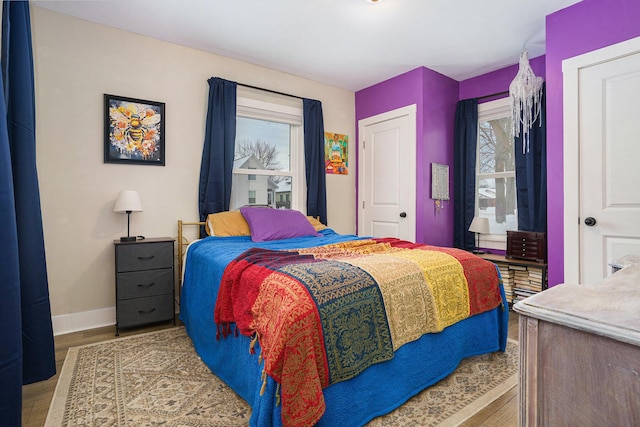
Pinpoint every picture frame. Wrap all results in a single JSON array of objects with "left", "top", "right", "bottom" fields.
[
  {"left": 104, "top": 94, "right": 165, "bottom": 166},
  {"left": 324, "top": 132, "right": 349, "bottom": 175}
]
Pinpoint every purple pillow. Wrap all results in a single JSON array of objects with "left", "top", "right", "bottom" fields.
[{"left": 240, "top": 207, "right": 320, "bottom": 242}]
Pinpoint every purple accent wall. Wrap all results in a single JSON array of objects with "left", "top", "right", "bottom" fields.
[
  {"left": 355, "top": 67, "right": 458, "bottom": 246},
  {"left": 545, "top": 0, "right": 640, "bottom": 286},
  {"left": 459, "top": 56, "right": 546, "bottom": 101},
  {"left": 420, "top": 69, "right": 459, "bottom": 246}
]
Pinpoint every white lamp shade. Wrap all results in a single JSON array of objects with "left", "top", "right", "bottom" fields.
[
  {"left": 468, "top": 216, "right": 490, "bottom": 234},
  {"left": 114, "top": 190, "right": 143, "bottom": 213}
]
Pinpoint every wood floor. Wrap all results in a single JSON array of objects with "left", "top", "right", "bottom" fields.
[
  {"left": 461, "top": 310, "right": 519, "bottom": 427},
  {"left": 22, "top": 313, "right": 520, "bottom": 427}
]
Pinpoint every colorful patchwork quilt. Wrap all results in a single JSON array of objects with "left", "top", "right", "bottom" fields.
[{"left": 214, "top": 238, "right": 502, "bottom": 427}]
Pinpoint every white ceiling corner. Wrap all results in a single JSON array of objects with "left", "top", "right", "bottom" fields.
[{"left": 33, "top": 0, "right": 583, "bottom": 91}]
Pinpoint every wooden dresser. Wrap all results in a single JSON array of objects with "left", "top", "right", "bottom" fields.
[{"left": 513, "top": 265, "right": 640, "bottom": 426}]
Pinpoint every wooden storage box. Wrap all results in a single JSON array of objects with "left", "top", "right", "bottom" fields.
[{"left": 506, "top": 230, "right": 546, "bottom": 263}]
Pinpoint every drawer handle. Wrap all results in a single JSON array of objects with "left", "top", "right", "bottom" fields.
[
  {"left": 138, "top": 308, "right": 156, "bottom": 314},
  {"left": 137, "top": 282, "right": 156, "bottom": 288},
  {"left": 137, "top": 255, "right": 156, "bottom": 260}
]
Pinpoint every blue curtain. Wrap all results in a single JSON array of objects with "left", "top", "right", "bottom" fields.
[
  {"left": 199, "top": 77, "right": 237, "bottom": 229},
  {"left": 453, "top": 99, "right": 479, "bottom": 251},
  {"left": 199, "top": 85, "right": 326, "bottom": 226},
  {"left": 515, "top": 84, "right": 547, "bottom": 232},
  {"left": 0, "top": 67, "right": 23, "bottom": 427},
  {"left": 1, "top": 1, "right": 56, "bottom": 424},
  {"left": 303, "top": 99, "right": 327, "bottom": 225}
]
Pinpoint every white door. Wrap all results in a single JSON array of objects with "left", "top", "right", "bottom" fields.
[
  {"left": 564, "top": 36, "right": 640, "bottom": 284},
  {"left": 358, "top": 105, "right": 416, "bottom": 241}
]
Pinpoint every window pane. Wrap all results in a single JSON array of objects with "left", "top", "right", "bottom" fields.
[
  {"left": 478, "top": 177, "right": 517, "bottom": 234},
  {"left": 275, "top": 177, "right": 292, "bottom": 209},
  {"left": 230, "top": 175, "right": 292, "bottom": 210},
  {"left": 235, "top": 117, "right": 290, "bottom": 171},
  {"left": 478, "top": 117, "right": 514, "bottom": 174}
]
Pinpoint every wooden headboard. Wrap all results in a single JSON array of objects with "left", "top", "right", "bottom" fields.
[{"left": 177, "top": 220, "right": 205, "bottom": 287}]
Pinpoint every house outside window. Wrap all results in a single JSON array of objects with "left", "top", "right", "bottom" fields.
[
  {"left": 275, "top": 177, "right": 292, "bottom": 209},
  {"left": 230, "top": 92, "right": 304, "bottom": 210},
  {"left": 476, "top": 98, "right": 517, "bottom": 250}
]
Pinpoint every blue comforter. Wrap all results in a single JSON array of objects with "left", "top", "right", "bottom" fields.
[{"left": 180, "top": 229, "right": 508, "bottom": 427}]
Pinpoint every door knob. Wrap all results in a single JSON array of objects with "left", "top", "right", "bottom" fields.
[
  {"left": 399, "top": 212, "right": 407, "bottom": 218},
  {"left": 584, "top": 217, "right": 597, "bottom": 226}
]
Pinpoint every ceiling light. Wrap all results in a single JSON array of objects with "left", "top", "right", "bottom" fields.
[{"left": 509, "top": 49, "right": 544, "bottom": 153}]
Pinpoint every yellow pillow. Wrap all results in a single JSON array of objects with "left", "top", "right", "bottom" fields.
[
  {"left": 206, "top": 211, "right": 251, "bottom": 236},
  {"left": 307, "top": 216, "right": 328, "bottom": 232}
]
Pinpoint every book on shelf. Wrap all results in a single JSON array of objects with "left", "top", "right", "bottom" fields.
[
  {"left": 514, "top": 290, "right": 537, "bottom": 299},
  {"left": 480, "top": 254, "right": 548, "bottom": 303}
]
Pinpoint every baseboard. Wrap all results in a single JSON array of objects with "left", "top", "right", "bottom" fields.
[
  {"left": 52, "top": 306, "right": 182, "bottom": 336},
  {"left": 52, "top": 306, "right": 116, "bottom": 336}
]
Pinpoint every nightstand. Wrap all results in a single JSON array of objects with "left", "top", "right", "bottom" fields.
[{"left": 114, "top": 237, "right": 175, "bottom": 336}]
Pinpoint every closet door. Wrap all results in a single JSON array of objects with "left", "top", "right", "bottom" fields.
[
  {"left": 564, "top": 36, "right": 640, "bottom": 284},
  {"left": 358, "top": 105, "right": 416, "bottom": 241}
]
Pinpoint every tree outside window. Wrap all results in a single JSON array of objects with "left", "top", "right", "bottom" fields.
[
  {"left": 476, "top": 99, "right": 517, "bottom": 242},
  {"left": 231, "top": 96, "right": 304, "bottom": 211}
]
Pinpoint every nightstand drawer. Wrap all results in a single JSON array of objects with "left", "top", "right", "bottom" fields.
[
  {"left": 117, "top": 268, "right": 173, "bottom": 300},
  {"left": 116, "top": 295, "right": 173, "bottom": 328},
  {"left": 116, "top": 241, "right": 173, "bottom": 272}
]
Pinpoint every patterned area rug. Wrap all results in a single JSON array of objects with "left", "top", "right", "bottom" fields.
[{"left": 46, "top": 327, "right": 518, "bottom": 427}]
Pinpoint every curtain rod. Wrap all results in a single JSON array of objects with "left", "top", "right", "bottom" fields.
[
  {"left": 477, "top": 90, "right": 509, "bottom": 100},
  {"left": 237, "top": 82, "right": 305, "bottom": 101},
  {"left": 240, "top": 82, "right": 508, "bottom": 102}
]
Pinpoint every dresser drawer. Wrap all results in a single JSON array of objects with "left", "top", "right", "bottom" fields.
[
  {"left": 117, "top": 268, "right": 173, "bottom": 300},
  {"left": 116, "top": 241, "right": 173, "bottom": 272},
  {"left": 513, "top": 240, "right": 540, "bottom": 249},
  {"left": 116, "top": 294, "right": 173, "bottom": 328}
]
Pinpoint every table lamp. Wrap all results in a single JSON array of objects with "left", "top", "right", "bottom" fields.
[
  {"left": 114, "top": 190, "right": 143, "bottom": 242},
  {"left": 468, "top": 216, "right": 490, "bottom": 254}
]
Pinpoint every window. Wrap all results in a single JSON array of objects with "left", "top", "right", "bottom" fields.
[
  {"left": 230, "top": 92, "right": 305, "bottom": 211},
  {"left": 476, "top": 98, "right": 517, "bottom": 249}
]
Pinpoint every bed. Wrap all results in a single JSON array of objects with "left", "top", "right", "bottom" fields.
[{"left": 178, "top": 208, "right": 508, "bottom": 427}]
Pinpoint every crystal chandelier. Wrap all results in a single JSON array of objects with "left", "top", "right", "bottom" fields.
[{"left": 509, "top": 49, "right": 544, "bottom": 153}]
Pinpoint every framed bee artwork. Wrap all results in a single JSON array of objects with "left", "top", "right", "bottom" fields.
[{"left": 104, "top": 94, "right": 166, "bottom": 165}]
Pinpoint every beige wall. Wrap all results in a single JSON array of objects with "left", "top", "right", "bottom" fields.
[{"left": 31, "top": 7, "right": 356, "bottom": 333}]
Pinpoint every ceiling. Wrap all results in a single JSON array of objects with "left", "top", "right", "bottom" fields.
[{"left": 33, "top": 0, "right": 582, "bottom": 92}]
